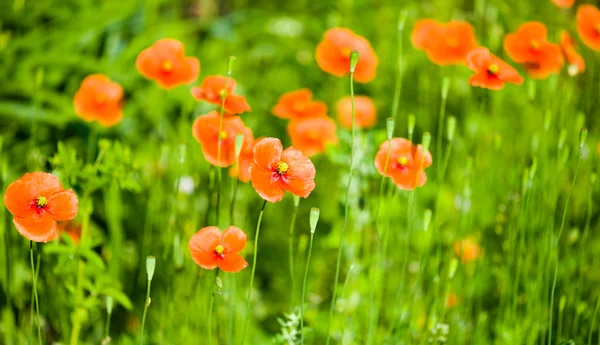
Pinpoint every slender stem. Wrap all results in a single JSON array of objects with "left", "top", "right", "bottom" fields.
[
  {"left": 391, "top": 11, "right": 407, "bottom": 135},
  {"left": 325, "top": 68, "right": 357, "bottom": 345},
  {"left": 29, "top": 241, "right": 42, "bottom": 345},
  {"left": 548, "top": 150, "right": 582, "bottom": 345},
  {"left": 140, "top": 277, "right": 153, "bottom": 345},
  {"left": 589, "top": 293, "right": 600, "bottom": 345},
  {"left": 105, "top": 310, "right": 112, "bottom": 340},
  {"left": 216, "top": 67, "right": 234, "bottom": 227},
  {"left": 230, "top": 178, "right": 241, "bottom": 225},
  {"left": 208, "top": 269, "right": 221, "bottom": 345},
  {"left": 289, "top": 201, "right": 300, "bottom": 308},
  {"left": 339, "top": 264, "right": 355, "bottom": 344},
  {"left": 436, "top": 82, "right": 449, "bottom": 180},
  {"left": 300, "top": 231, "right": 315, "bottom": 345},
  {"left": 241, "top": 199, "right": 268, "bottom": 345}
]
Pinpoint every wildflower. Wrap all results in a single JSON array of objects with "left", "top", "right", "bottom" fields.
[
  {"left": 465, "top": 47, "right": 524, "bottom": 90},
  {"left": 577, "top": 5, "right": 600, "bottom": 51},
  {"left": 59, "top": 221, "right": 81, "bottom": 245},
  {"left": 315, "top": 28, "right": 378, "bottom": 83},
  {"left": 287, "top": 116, "right": 338, "bottom": 157},
  {"left": 192, "top": 111, "right": 253, "bottom": 167},
  {"left": 136, "top": 38, "right": 200, "bottom": 89},
  {"left": 4, "top": 172, "right": 78, "bottom": 243},
  {"left": 335, "top": 95, "right": 377, "bottom": 129},
  {"left": 189, "top": 226, "right": 248, "bottom": 273},
  {"left": 272, "top": 89, "right": 327, "bottom": 120},
  {"left": 191, "top": 75, "right": 251, "bottom": 115},
  {"left": 453, "top": 237, "right": 482, "bottom": 263},
  {"left": 249, "top": 138, "right": 316, "bottom": 203},
  {"left": 374, "top": 138, "right": 432, "bottom": 190},
  {"left": 552, "top": 0, "right": 575, "bottom": 8},
  {"left": 559, "top": 31, "right": 586, "bottom": 75},
  {"left": 504, "top": 21, "right": 564, "bottom": 79},
  {"left": 411, "top": 19, "right": 478, "bottom": 65},
  {"left": 446, "top": 293, "right": 459, "bottom": 308},
  {"left": 73, "top": 74, "right": 124, "bottom": 127}
]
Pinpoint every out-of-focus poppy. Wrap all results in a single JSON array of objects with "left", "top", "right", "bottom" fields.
[
  {"left": 374, "top": 138, "right": 432, "bottom": 190},
  {"left": 73, "top": 74, "right": 124, "bottom": 127},
  {"left": 249, "top": 138, "right": 316, "bottom": 203},
  {"left": 136, "top": 38, "right": 200, "bottom": 89},
  {"left": 192, "top": 111, "right": 253, "bottom": 167},
  {"left": 559, "top": 31, "right": 586, "bottom": 75},
  {"left": 191, "top": 76, "right": 251, "bottom": 115},
  {"left": 552, "top": 0, "right": 575, "bottom": 8},
  {"left": 335, "top": 95, "right": 376, "bottom": 129},
  {"left": 465, "top": 47, "right": 524, "bottom": 90},
  {"left": 272, "top": 89, "right": 327, "bottom": 120},
  {"left": 4, "top": 172, "right": 79, "bottom": 243},
  {"left": 577, "top": 5, "right": 600, "bottom": 51},
  {"left": 230, "top": 136, "right": 263, "bottom": 183},
  {"left": 504, "top": 22, "right": 564, "bottom": 79},
  {"left": 411, "top": 20, "right": 478, "bottom": 65},
  {"left": 446, "top": 293, "right": 459, "bottom": 308},
  {"left": 287, "top": 116, "right": 338, "bottom": 157},
  {"left": 453, "top": 237, "right": 482, "bottom": 263},
  {"left": 189, "top": 226, "right": 248, "bottom": 273},
  {"left": 316, "top": 28, "right": 378, "bottom": 83},
  {"left": 59, "top": 221, "right": 81, "bottom": 245}
]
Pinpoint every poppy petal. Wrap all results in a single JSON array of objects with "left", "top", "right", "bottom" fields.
[
  {"left": 221, "top": 226, "right": 247, "bottom": 253},
  {"left": 253, "top": 138, "right": 282, "bottom": 170},
  {"left": 46, "top": 190, "right": 79, "bottom": 221},
  {"left": 190, "top": 250, "right": 218, "bottom": 270},
  {"left": 189, "top": 226, "right": 222, "bottom": 253},
  {"left": 218, "top": 253, "right": 248, "bottom": 273},
  {"left": 13, "top": 214, "right": 58, "bottom": 243},
  {"left": 250, "top": 165, "right": 286, "bottom": 203},
  {"left": 4, "top": 172, "right": 62, "bottom": 217},
  {"left": 224, "top": 94, "right": 251, "bottom": 114}
]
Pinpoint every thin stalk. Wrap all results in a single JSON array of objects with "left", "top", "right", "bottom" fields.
[
  {"left": 230, "top": 178, "right": 241, "bottom": 225},
  {"left": 105, "top": 310, "right": 112, "bottom": 339},
  {"left": 300, "top": 230, "right": 315, "bottom": 345},
  {"left": 29, "top": 241, "right": 42, "bottom": 345},
  {"left": 391, "top": 12, "right": 407, "bottom": 135},
  {"left": 140, "top": 276, "right": 153, "bottom": 344},
  {"left": 216, "top": 58, "right": 235, "bottom": 226},
  {"left": 589, "top": 292, "right": 600, "bottom": 345},
  {"left": 289, "top": 200, "right": 300, "bottom": 308},
  {"left": 436, "top": 80, "right": 449, "bottom": 180},
  {"left": 339, "top": 264, "right": 355, "bottom": 344},
  {"left": 208, "top": 269, "right": 221, "bottom": 345},
  {"left": 241, "top": 199, "right": 268, "bottom": 345}
]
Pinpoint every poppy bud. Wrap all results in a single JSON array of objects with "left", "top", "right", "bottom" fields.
[
  {"left": 106, "top": 296, "right": 114, "bottom": 315},
  {"left": 293, "top": 195, "right": 301, "bottom": 208},
  {"left": 579, "top": 128, "right": 588, "bottom": 150},
  {"left": 422, "top": 132, "right": 432, "bottom": 153},
  {"left": 309, "top": 207, "right": 320, "bottom": 234},
  {"left": 446, "top": 116, "right": 456, "bottom": 142},
  {"left": 448, "top": 258, "right": 458, "bottom": 279},
  {"left": 227, "top": 56, "right": 236, "bottom": 76},
  {"left": 423, "top": 209, "right": 432, "bottom": 232},
  {"left": 407, "top": 114, "right": 416, "bottom": 141},
  {"left": 441, "top": 78, "right": 451, "bottom": 100},
  {"left": 235, "top": 134, "right": 244, "bottom": 160},
  {"left": 559, "top": 295, "right": 567, "bottom": 312},
  {"left": 386, "top": 118, "right": 395, "bottom": 140},
  {"left": 349, "top": 50, "right": 360, "bottom": 73},
  {"left": 146, "top": 256, "right": 156, "bottom": 281}
]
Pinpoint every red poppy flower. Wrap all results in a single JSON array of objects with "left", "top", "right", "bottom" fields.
[
  {"left": 4, "top": 172, "right": 79, "bottom": 243},
  {"left": 191, "top": 76, "right": 251, "bottom": 115},
  {"left": 560, "top": 31, "right": 586, "bottom": 75},
  {"left": 189, "top": 226, "right": 248, "bottom": 273},
  {"left": 136, "top": 38, "right": 200, "bottom": 89},
  {"left": 272, "top": 89, "right": 327, "bottom": 120},
  {"left": 73, "top": 74, "right": 123, "bottom": 127},
  {"left": 287, "top": 116, "right": 338, "bottom": 157},
  {"left": 552, "top": 0, "right": 575, "bottom": 8},
  {"left": 249, "top": 138, "right": 316, "bottom": 203},
  {"left": 465, "top": 47, "right": 524, "bottom": 90},
  {"left": 335, "top": 95, "right": 376, "bottom": 129},
  {"left": 453, "top": 237, "right": 482, "bottom": 263},
  {"left": 504, "top": 22, "right": 564, "bottom": 79},
  {"left": 411, "top": 20, "right": 478, "bottom": 65},
  {"left": 316, "top": 28, "right": 379, "bottom": 83},
  {"left": 577, "top": 5, "right": 600, "bottom": 51},
  {"left": 192, "top": 111, "right": 254, "bottom": 167},
  {"left": 374, "top": 138, "right": 432, "bottom": 190}
]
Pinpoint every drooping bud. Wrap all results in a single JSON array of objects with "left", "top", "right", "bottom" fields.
[
  {"left": 293, "top": 195, "right": 301, "bottom": 208},
  {"left": 407, "top": 114, "right": 416, "bottom": 141},
  {"left": 146, "top": 256, "right": 156, "bottom": 281},
  {"left": 106, "top": 296, "right": 114, "bottom": 315},
  {"left": 421, "top": 132, "right": 432, "bottom": 153},
  {"left": 349, "top": 51, "right": 359, "bottom": 73},
  {"left": 446, "top": 116, "right": 456, "bottom": 142},
  {"left": 448, "top": 258, "right": 458, "bottom": 279},
  {"left": 579, "top": 128, "right": 588, "bottom": 151},
  {"left": 309, "top": 207, "right": 320, "bottom": 234},
  {"left": 227, "top": 56, "right": 236, "bottom": 76},
  {"left": 441, "top": 78, "right": 451, "bottom": 100}
]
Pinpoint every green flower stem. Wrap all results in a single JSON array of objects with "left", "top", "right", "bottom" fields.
[
  {"left": 289, "top": 199, "right": 300, "bottom": 308},
  {"left": 208, "top": 269, "right": 221, "bottom": 345},
  {"left": 300, "top": 228, "right": 315, "bottom": 345},
  {"left": 29, "top": 241, "right": 42, "bottom": 345},
  {"left": 140, "top": 276, "right": 153, "bottom": 344}
]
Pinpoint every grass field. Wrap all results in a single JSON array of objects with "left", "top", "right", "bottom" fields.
[{"left": 1, "top": 0, "right": 600, "bottom": 344}]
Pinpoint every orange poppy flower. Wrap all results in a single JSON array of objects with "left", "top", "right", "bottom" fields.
[
  {"left": 136, "top": 38, "right": 200, "bottom": 89},
  {"left": 59, "top": 221, "right": 81, "bottom": 245},
  {"left": 411, "top": 20, "right": 478, "bottom": 65},
  {"left": 374, "top": 138, "right": 432, "bottom": 190},
  {"left": 504, "top": 22, "right": 564, "bottom": 79},
  {"left": 192, "top": 111, "right": 253, "bottom": 167},
  {"left": 191, "top": 76, "right": 251, "bottom": 115},
  {"left": 315, "top": 28, "right": 379, "bottom": 83},
  {"left": 4, "top": 172, "right": 79, "bottom": 243},
  {"left": 453, "top": 237, "right": 482, "bottom": 263},
  {"left": 189, "top": 226, "right": 248, "bottom": 273},
  {"left": 577, "top": 5, "right": 600, "bottom": 51},
  {"left": 335, "top": 95, "right": 376, "bottom": 129},
  {"left": 249, "top": 138, "right": 316, "bottom": 203},
  {"left": 466, "top": 47, "right": 524, "bottom": 90},
  {"left": 230, "top": 136, "right": 263, "bottom": 183},
  {"left": 73, "top": 74, "right": 123, "bottom": 127},
  {"left": 446, "top": 293, "right": 459, "bottom": 308},
  {"left": 272, "top": 89, "right": 327, "bottom": 120},
  {"left": 560, "top": 31, "right": 586, "bottom": 75},
  {"left": 552, "top": 0, "right": 575, "bottom": 8},
  {"left": 287, "top": 116, "right": 338, "bottom": 157}
]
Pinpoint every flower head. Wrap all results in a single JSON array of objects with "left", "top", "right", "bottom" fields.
[
  {"left": 73, "top": 74, "right": 123, "bottom": 127},
  {"left": 552, "top": 0, "right": 575, "bottom": 8},
  {"left": 560, "top": 31, "right": 586, "bottom": 76},
  {"left": 191, "top": 76, "right": 251, "bottom": 115},
  {"left": 189, "top": 226, "right": 248, "bottom": 273},
  {"left": 411, "top": 20, "right": 478, "bottom": 65},
  {"left": 466, "top": 47, "right": 524, "bottom": 90},
  {"left": 287, "top": 116, "right": 338, "bottom": 157},
  {"left": 336, "top": 95, "right": 376, "bottom": 129},
  {"left": 504, "top": 21, "right": 564, "bottom": 79},
  {"left": 453, "top": 237, "right": 482, "bottom": 263},
  {"left": 316, "top": 28, "right": 378, "bottom": 83},
  {"left": 4, "top": 172, "right": 79, "bottom": 242},
  {"left": 249, "top": 138, "right": 316, "bottom": 203},
  {"left": 577, "top": 5, "right": 600, "bottom": 51},
  {"left": 374, "top": 138, "right": 432, "bottom": 190},
  {"left": 192, "top": 111, "right": 253, "bottom": 167},
  {"left": 136, "top": 38, "right": 200, "bottom": 89},
  {"left": 272, "top": 89, "right": 327, "bottom": 120}
]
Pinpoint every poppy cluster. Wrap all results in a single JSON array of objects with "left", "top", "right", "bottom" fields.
[{"left": 374, "top": 138, "right": 432, "bottom": 190}]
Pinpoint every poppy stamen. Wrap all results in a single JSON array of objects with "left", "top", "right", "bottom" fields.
[
  {"left": 162, "top": 60, "right": 173, "bottom": 72},
  {"left": 275, "top": 161, "right": 289, "bottom": 175},
  {"left": 35, "top": 196, "right": 48, "bottom": 208},
  {"left": 530, "top": 40, "right": 540, "bottom": 50},
  {"left": 219, "top": 131, "right": 228, "bottom": 140},
  {"left": 215, "top": 244, "right": 225, "bottom": 256},
  {"left": 398, "top": 156, "right": 408, "bottom": 167},
  {"left": 487, "top": 64, "right": 499, "bottom": 75}
]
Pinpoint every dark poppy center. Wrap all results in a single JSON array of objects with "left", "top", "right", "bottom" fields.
[
  {"left": 275, "top": 161, "right": 289, "bottom": 175},
  {"left": 35, "top": 196, "right": 48, "bottom": 208}
]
